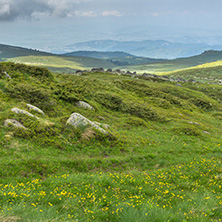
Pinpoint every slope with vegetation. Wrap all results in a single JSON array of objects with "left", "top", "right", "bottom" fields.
[
  {"left": 0, "top": 62, "right": 222, "bottom": 221},
  {"left": 127, "top": 50, "right": 222, "bottom": 74}
]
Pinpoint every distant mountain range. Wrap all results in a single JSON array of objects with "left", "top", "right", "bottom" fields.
[{"left": 66, "top": 40, "right": 222, "bottom": 59}]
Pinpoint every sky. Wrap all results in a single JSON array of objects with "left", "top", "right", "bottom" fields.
[{"left": 1, "top": 0, "right": 222, "bottom": 53}]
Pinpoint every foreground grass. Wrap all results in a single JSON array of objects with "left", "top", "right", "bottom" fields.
[
  {"left": 1, "top": 157, "right": 222, "bottom": 221},
  {"left": 1, "top": 62, "right": 222, "bottom": 221}
]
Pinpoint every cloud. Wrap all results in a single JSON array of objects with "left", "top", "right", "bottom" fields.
[
  {"left": 74, "top": 10, "right": 97, "bottom": 17},
  {"left": 0, "top": 0, "right": 91, "bottom": 21},
  {"left": 101, "top": 10, "right": 122, "bottom": 17}
]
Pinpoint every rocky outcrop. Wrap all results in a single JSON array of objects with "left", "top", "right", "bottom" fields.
[
  {"left": 26, "top": 104, "right": 45, "bottom": 115},
  {"left": 91, "top": 67, "right": 105, "bottom": 73},
  {"left": 76, "top": 101, "right": 94, "bottom": 110},
  {"left": 11, "top": 108, "right": 39, "bottom": 119},
  {"left": 4, "top": 119, "right": 27, "bottom": 129},
  {"left": 66, "top": 113, "right": 108, "bottom": 135}
]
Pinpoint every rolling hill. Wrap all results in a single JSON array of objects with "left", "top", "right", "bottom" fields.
[
  {"left": 62, "top": 50, "right": 136, "bottom": 58},
  {"left": 127, "top": 50, "right": 222, "bottom": 74},
  {"left": 2, "top": 43, "right": 222, "bottom": 75},
  {"left": 0, "top": 44, "right": 52, "bottom": 60}
]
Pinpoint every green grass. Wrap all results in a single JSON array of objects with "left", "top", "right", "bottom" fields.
[
  {"left": 7, "top": 55, "right": 116, "bottom": 73},
  {"left": 0, "top": 62, "right": 222, "bottom": 221}
]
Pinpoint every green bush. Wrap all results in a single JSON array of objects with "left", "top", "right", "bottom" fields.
[
  {"left": 0, "top": 62, "right": 54, "bottom": 80},
  {"left": 95, "top": 92, "right": 124, "bottom": 111},
  {"left": 53, "top": 81, "right": 88, "bottom": 103},
  {"left": 125, "top": 116, "right": 147, "bottom": 127},
  {"left": 189, "top": 97, "right": 212, "bottom": 109},
  {"left": 173, "top": 125, "right": 202, "bottom": 136},
  {"left": 5, "top": 81, "right": 54, "bottom": 111}
]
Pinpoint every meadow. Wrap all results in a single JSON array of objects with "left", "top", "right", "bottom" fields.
[{"left": 0, "top": 62, "right": 222, "bottom": 221}]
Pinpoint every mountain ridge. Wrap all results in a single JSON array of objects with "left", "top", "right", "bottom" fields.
[{"left": 66, "top": 39, "right": 222, "bottom": 59}]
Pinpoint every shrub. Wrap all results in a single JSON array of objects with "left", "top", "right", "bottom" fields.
[
  {"left": 189, "top": 98, "right": 212, "bottom": 110},
  {"left": 95, "top": 92, "right": 124, "bottom": 111},
  {"left": 53, "top": 81, "right": 88, "bottom": 103},
  {"left": 0, "top": 62, "right": 54, "bottom": 80},
  {"left": 5, "top": 81, "right": 54, "bottom": 111}
]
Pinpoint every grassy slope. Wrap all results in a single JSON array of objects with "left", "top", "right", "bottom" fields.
[
  {"left": 0, "top": 44, "right": 116, "bottom": 73},
  {"left": 7, "top": 55, "right": 116, "bottom": 73},
  {"left": 0, "top": 62, "right": 222, "bottom": 221},
  {"left": 126, "top": 50, "right": 222, "bottom": 74},
  {"left": 164, "top": 61, "right": 222, "bottom": 84}
]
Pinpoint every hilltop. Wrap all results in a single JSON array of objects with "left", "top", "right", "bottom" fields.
[
  {"left": 1, "top": 62, "right": 222, "bottom": 221},
  {"left": 128, "top": 50, "right": 222, "bottom": 73},
  {"left": 0, "top": 44, "right": 52, "bottom": 60},
  {"left": 62, "top": 51, "right": 136, "bottom": 58}
]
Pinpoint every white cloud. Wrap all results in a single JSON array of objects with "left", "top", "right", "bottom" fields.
[
  {"left": 74, "top": 10, "right": 97, "bottom": 17},
  {"left": 101, "top": 10, "right": 122, "bottom": 17}
]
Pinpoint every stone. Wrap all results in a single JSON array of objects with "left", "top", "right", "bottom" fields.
[
  {"left": 26, "top": 104, "right": 45, "bottom": 115},
  {"left": 76, "top": 101, "right": 94, "bottom": 110},
  {"left": 94, "top": 121, "right": 110, "bottom": 129},
  {"left": 91, "top": 67, "right": 104, "bottom": 73},
  {"left": 97, "top": 116, "right": 105, "bottom": 120},
  {"left": 11, "top": 108, "right": 39, "bottom": 119},
  {"left": 106, "top": 68, "right": 112, "bottom": 73},
  {"left": 66, "top": 113, "right": 107, "bottom": 134},
  {"left": 2, "top": 71, "right": 12, "bottom": 79},
  {"left": 4, "top": 119, "right": 27, "bottom": 129}
]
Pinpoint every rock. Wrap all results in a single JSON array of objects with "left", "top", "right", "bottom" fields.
[
  {"left": 2, "top": 71, "right": 12, "bottom": 79},
  {"left": 91, "top": 67, "right": 105, "bottom": 73},
  {"left": 66, "top": 113, "right": 108, "bottom": 134},
  {"left": 188, "top": 122, "right": 200, "bottom": 125},
  {"left": 97, "top": 116, "right": 105, "bottom": 120},
  {"left": 76, "top": 70, "right": 83, "bottom": 75},
  {"left": 106, "top": 68, "right": 112, "bottom": 73},
  {"left": 76, "top": 101, "right": 94, "bottom": 110},
  {"left": 4, "top": 119, "right": 27, "bottom": 129},
  {"left": 11, "top": 108, "right": 39, "bottom": 119},
  {"left": 94, "top": 121, "right": 110, "bottom": 129},
  {"left": 26, "top": 104, "right": 45, "bottom": 115}
]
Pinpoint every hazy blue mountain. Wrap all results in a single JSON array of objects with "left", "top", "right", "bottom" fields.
[
  {"left": 63, "top": 51, "right": 136, "bottom": 59},
  {"left": 66, "top": 40, "right": 222, "bottom": 59}
]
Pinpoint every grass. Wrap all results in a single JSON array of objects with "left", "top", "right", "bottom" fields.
[
  {"left": 6, "top": 55, "right": 116, "bottom": 73},
  {"left": 0, "top": 62, "right": 222, "bottom": 221}
]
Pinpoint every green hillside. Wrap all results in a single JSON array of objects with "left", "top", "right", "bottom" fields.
[
  {"left": 0, "top": 44, "right": 116, "bottom": 73},
  {"left": 7, "top": 55, "right": 116, "bottom": 73},
  {"left": 2, "top": 43, "right": 222, "bottom": 75},
  {"left": 0, "top": 44, "right": 52, "bottom": 60},
  {"left": 167, "top": 63, "right": 222, "bottom": 84},
  {"left": 63, "top": 51, "right": 136, "bottom": 58},
  {"left": 1, "top": 62, "right": 222, "bottom": 221},
  {"left": 127, "top": 50, "right": 222, "bottom": 74}
]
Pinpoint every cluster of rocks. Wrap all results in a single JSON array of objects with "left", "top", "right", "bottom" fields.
[
  {"left": 75, "top": 67, "right": 198, "bottom": 84},
  {"left": 75, "top": 67, "right": 137, "bottom": 76},
  {"left": 4, "top": 101, "right": 110, "bottom": 137}
]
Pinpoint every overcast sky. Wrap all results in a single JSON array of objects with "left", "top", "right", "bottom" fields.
[{"left": 1, "top": 0, "right": 222, "bottom": 52}]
